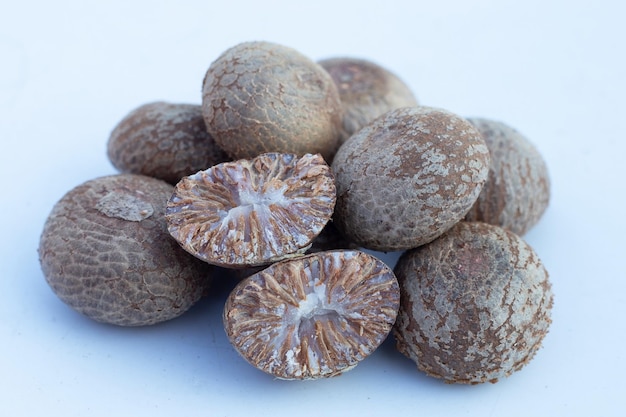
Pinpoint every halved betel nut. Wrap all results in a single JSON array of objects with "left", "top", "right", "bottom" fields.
[
  {"left": 165, "top": 152, "right": 336, "bottom": 268},
  {"left": 223, "top": 250, "right": 400, "bottom": 380}
]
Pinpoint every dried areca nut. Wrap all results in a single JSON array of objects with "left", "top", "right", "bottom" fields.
[
  {"left": 38, "top": 174, "right": 212, "bottom": 326},
  {"left": 393, "top": 221, "right": 554, "bottom": 384},
  {"left": 331, "top": 106, "right": 490, "bottom": 252},
  {"left": 202, "top": 41, "right": 343, "bottom": 162},
  {"left": 319, "top": 57, "right": 418, "bottom": 139},
  {"left": 223, "top": 250, "right": 400, "bottom": 380},
  {"left": 165, "top": 153, "right": 336, "bottom": 268},
  {"left": 464, "top": 117, "right": 551, "bottom": 235},
  {"left": 107, "top": 102, "right": 230, "bottom": 184}
]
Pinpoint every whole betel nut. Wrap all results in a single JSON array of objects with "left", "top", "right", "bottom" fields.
[
  {"left": 107, "top": 102, "right": 229, "bottom": 184},
  {"left": 393, "top": 221, "right": 553, "bottom": 384},
  {"left": 331, "top": 106, "right": 490, "bottom": 251},
  {"left": 464, "top": 117, "right": 551, "bottom": 235},
  {"left": 201, "top": 41, "right": 343, "bottom": 162},
  {"left": 165, "top": 153, "right": 336, "bottom": 268},
  {"left": 223, "top": 250, "right": 400, "bottom": 380},
  {"left": 319, "top": 57, "right": 419, "bottom": 138},
  {"left": 38, "top": 174, "right": 212, "bottom": 326}
]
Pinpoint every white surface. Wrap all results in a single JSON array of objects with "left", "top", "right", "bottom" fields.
[{"left": 1, "top": 1, "right": 625, "bottom": 416}]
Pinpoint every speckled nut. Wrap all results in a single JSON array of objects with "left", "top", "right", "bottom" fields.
[
  {"left": 38, "top": 174, "right": 212, "bottom": 326},
  {"left": 223, "top": 250, "right": 400, "bottom": 380},
  {"left": 331, "top": 106, "right": 490, "bottom": 252},
  {"left": 393, "top": 221, "right": 553, "bottom": 384},
  {"left": 464, "top": 117, "right": 551, "bottom": 235},
  {"left": 107, "top": 101, "right": 230, "bottom": 184},
  {"left": 165, "top": 152, "right": 336, "bottom": 268},
  {"left": 319, "top": 57, "right": 418, "bottom": 138},
  {"left": 201, "top": 41, "right": 343, "bottom": 162}
]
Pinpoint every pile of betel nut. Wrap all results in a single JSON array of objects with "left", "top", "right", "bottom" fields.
[{"left": 38, "top": 40, "right": 553, "bottom": 384}]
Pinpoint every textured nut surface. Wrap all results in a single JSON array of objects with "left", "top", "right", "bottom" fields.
[
  {"left": 201, "top": 41, "right": 343, "bottom": 162},
  {"left": 165, "top": 153, "right": 336, "bottom": 268},
  {"left": 464, "top": 118, "right": 551, "bottom": 235},
  {"left": 38, "top": 174, "right": 212, "bottom": 326},
  {"left": 107, "top": 102, "right": 229, "bottom": 184},
  {"left": 331, "top": 106, "right": 490, "bottom": 251},
  {"left": 319, "top": 57, "right": 418, "bottom": 138},
  {"left": 223, "top": 250, "right": 400, "bottom": 380},
  {"left": 393, "top": 221, "right": 553, "bottom": 384}
]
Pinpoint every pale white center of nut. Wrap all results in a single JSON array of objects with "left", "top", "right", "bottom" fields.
[
  {"left": 294, "top": 283, "right": 339, "bottom": 320},
  {"left": 282, "top": 283, "right": 337, "bottom": 375},
  {"left": 238, "top": 184, "right": 289, "bottom": 210},
  {"left": 218, "top": 184, "right": 290, "bottom": 233}
]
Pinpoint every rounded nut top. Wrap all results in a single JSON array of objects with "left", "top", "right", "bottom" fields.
[
  {"left": 223, "top": 250, "right": 400, "bottom": 380},
  {"left": 464, "top": 118, "right": 551, "bottom": 235},
  {"left": 107, "top": 101, "right": 229, "bottom": 184},
  {"left": 202, "top": 41, "right": 343, "bottom": 162},
  {"left": 38, "top": 174, "right": 212, "bottom": 326},
  {"left": 165, "top": 152, "right": 336, "bottom": 268},
  {"left": 393, "top": 221, "right": 553, "bottom": 384},
  {"left": 331, "top": 106, "right": 490, "bottom": 251},
  {"left": 319, "top": 57, "right": 418, "bottom": 138}
]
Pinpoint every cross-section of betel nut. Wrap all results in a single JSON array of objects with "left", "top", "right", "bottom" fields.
[
  {"left": 165, "top": 152, "right": 336, "bottom": 268},
  {"left": 223, "top": 250, "right": 400, "bottom": 380}
]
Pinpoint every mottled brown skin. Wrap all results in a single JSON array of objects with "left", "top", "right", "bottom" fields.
[
  {"left": 38, "top": 174, "right": 212, "bottom": 326},
  {"left": 319, "top": 57, "right": 418, "bottom": 139},
  {"left": 107, "top": 102, "right": 230, "bottom": 185},
  {"left": 393, "top": 222, "right": 553, "bottom": 384},
  {"left": 223, "top": 250, "right": 400, "bottom": 380},
  {"left": 202, "top": 41, "right": 343, "bottom": 162},
  {"left": 331, "top": 106, "right": 490, "bottom": 252},
  {"left": 464, "top": 118, "right": 551, "bottom": 235}
]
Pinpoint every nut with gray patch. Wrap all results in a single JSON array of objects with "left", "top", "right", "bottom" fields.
[
  {"left": 107, "top": 101, "right": 230, "bottom": 184},
  {"left": 319, "top": 57, "right": 418, "bottom": 139},
  {"left": 38, "top": 174, "right": 213, "bottom": 326},
  {"left": 393, "top": 221, "right": 553, "bottom": 384},
  {"left": 202, "top": 41, "right": 344, "bottom": 162},
  {"left": 331, "top": 106, "right": 490, "bottom": 252},
  {"left": 223, "top": 250, "right": 400, "bottom": 380},
  {"left": 464, "top": 117, "right": 551, "bottom": 235}
]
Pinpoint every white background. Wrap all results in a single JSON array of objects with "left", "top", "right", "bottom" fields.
[{"left": 1, "top": 1, "right": 625, "bottom": 416}]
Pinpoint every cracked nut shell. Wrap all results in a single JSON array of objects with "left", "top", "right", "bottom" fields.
[
  {"left": 223, "top": 250, "right": 400, "bottom": 380},
  {"left": 393, "top": 221, "right": 553, "bottom": 384},
  {"left": 38, "top": 174, "right": 212, "bottom": 326}
]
